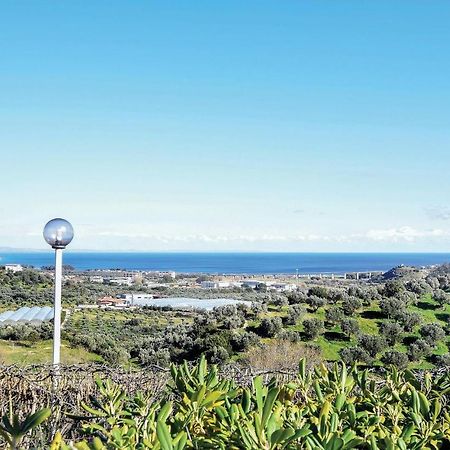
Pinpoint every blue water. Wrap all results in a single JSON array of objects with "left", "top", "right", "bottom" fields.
[{"left": 1, "top": 252, "right": 450, "bottom": 274}]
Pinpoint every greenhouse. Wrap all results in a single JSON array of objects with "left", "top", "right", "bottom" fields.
[{"left": 0, "top": 306, "right": 53, "bottom": 325}]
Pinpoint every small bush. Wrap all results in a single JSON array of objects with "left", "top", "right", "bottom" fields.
[
  {"left": 325, "top": 306, "right": 344, "bottom": 325},
  {"left": 408, "top": 339, "right": 433, "bottom": 361},
  {"left": 435, "top": 353, "right": 450, "bottom": 367},
  {"left": 433, "top": 289, "right": 450, "bottom": 307},
  {"left": 419, "top": 323, "right": 445, "bottom": 345},
  {"left": 307, "top": 286, "right": 329, "bottom": 299},
  {"left": 258, "top": 317, "right": 283, "bottom": 338},
  {"left": 283, "top": 304, "right": 306, "bottom": 325},
  {"left": 396, "top": 311, "right": 421, "bottom": 332},
  {"left": 230, "top": 331, "right": 259, "bottom": 352},
  {"left": 379, "top": 322, "right": 404, "bottom": 346},
  {"left": 381, "top": 350, "right": 409, "bottom": 369},
  {"left": 306, "top": 295, "right": 327, "bottom": 312},
  {"left": 357, "top": 334, "right": 387, "bottom": 357},
  {"left": 383, "top": 280, "right": 405, "bottom": 298},
  {"left": 379, "top": 297, "right": 406, "bottom": 319},
  {"left": 342, "top": 297, "right": 362, "bottom": 316},
  {"left": 340, "top": 318, "right": 360, "bottom": 338},
  {"left": 340, "top": 346, "right": 372, "bottom": 365},
  {"left": 302, "top": 318, "right": 325, "bottom": 340},
  {"left": 278, "top": 329, "right": 302, "bottom": 343}
]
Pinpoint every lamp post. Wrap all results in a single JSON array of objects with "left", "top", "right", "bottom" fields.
[{"left": 43, "top": 218, "right": 74, "bottom": 368}]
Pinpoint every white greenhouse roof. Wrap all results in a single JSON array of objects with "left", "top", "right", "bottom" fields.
[{"left": 0, "top": 306, "right": 53, "bottom": 325}]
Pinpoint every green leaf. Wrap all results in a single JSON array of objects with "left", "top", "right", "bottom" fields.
[
  {"left": 158, "top": 402, "right": 172, "bottom": 423},
  {"left": 270, "top": 427, "right": 294, "bottom": 446},
  {"left": 21, "top": 408, "right": 51, "bottom": 434},
  {"left": 262, "top": 387, "right": 279, "bottom": 427},
  {"left": 157, "top": 420, "right": 173, "bottom": 450}
]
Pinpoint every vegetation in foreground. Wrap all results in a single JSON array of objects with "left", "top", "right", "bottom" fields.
[{"left": 2, "top": 356, "right": 450, "bottom": 449}]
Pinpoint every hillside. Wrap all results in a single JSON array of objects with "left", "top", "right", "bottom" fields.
[{"left": 1, "top": 265, "right": 450, "bottom": 370}]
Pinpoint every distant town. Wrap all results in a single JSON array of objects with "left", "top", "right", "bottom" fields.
[{"left": 2, "top": 262, "right": 386, "bottom": 315}]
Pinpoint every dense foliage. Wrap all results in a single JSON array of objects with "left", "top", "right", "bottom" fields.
[{"left": 4, "top": 357, "right": 450, "bottom": 449}]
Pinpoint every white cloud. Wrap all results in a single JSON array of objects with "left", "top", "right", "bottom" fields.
[
  {"left": 4, "top": 223, "right": 450, "bottom": 251},
  {"left": 363, "top": 226, "right": 449, "bottom": 242},
  {"left": 70, "top": 225, "right": 450, "bottom": 246}
]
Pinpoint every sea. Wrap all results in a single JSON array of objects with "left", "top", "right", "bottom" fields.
[{"left": 1, "top": 252, "right": 450, "bottom": 275}]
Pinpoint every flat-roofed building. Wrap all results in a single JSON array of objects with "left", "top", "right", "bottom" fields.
[
  {"left": 109, "top": 277, "right": 133, "bottom": 286},
  {"left": 4, "top": 264, "right": 23, "bottom": 273},
  {"left": 89, "top": 276, "right": 104, "bottom": 283},
  {"left": 119, "top": 293, "right": 153, "bottom": 305},
  {"left": 201, "top": 281, "right": 219, "bottom": 289}
]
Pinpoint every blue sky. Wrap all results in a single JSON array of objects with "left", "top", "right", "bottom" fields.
[{"left": 1, "top": 1, "right": 450, "bottom": 251}]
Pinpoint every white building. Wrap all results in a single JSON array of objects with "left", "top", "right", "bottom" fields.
[
  {"left": 109, "top": 277, "right": 133, "bottom": 286},
  {"left": 89, "top": 276, "right": 104, "bottom": 283},
  {"left": 269, "top": 283, "right": 298, "bottom": 292},
  {"left": 159, "top": 271, "right": 176, "bottom": 279},
  {"left": 146, "top": 281, "right": 168, "bottom": 289},
  {"left": 119, "top": 293, "right": 154, "bottom": 305},
  {"left": 201, "top": 281, "right": 233, "bottom": 289},
  {"left": 201, "top": 281, "right": 219, "bottom": 289},
  {"left": 4, "top": 264, "right": 23, "bottom": 273}
]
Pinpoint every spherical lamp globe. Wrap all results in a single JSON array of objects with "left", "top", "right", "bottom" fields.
[{"left": 43, "top": 218, "right": 74, "bottom": 249}]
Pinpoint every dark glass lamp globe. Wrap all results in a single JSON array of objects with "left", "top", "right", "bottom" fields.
[{"left": 43, "top": 218, "right": 74, "bottom": 249}]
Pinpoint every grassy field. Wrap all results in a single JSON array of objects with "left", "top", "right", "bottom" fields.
[{"left": 0, "top": 339, "right": 101, "bottom": 365}]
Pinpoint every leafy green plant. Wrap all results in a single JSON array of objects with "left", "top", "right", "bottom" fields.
[
  {"left": 0, "top": 407, "right": 51, "bottom": 449},
  {"left": 39, "top": 357, "right": 450, "bottom": 449}
]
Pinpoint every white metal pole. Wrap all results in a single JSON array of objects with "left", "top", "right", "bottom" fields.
[{"left": 52, "top": 248, "right": 63, "bottom": 367}]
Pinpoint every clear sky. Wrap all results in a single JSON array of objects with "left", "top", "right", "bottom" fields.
[{"left": 1, "top": 1, "right": 450, "bottom": 252}]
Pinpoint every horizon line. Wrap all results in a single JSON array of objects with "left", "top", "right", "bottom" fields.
[{"left": 1, "top": 248, "right": 450, "bottom": 255}]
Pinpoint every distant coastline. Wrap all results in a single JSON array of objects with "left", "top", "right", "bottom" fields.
[{"left": 1, "top": 252, "right": 450, "bottom": 275}]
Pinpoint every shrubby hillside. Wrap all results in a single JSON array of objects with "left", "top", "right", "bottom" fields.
[{"left": 1, "top": 265, "right": 450, "bottom": 370}]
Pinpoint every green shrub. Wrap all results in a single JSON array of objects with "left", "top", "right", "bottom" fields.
[
  {"left": 433, "top": 289, "right": 450, "bottom": 307},
  {"left": 380, "top": 297, "right": 406, "bottom": 319},
  {"left": 381, "top": 350, "right": 409, "bottom": 369},
  {"left": 396, "top": 311, "right": 422, "bottom": 332},
  {"left": 342, "top": 296, "right": 362, "bottom": 316},
  {"left": 379, "top": 322, "right": 404, "bottom": 346},
  {"left": 230, "top": 331, "right": 259, "bottom": 352},
  {"left": 307, "top": 286, "right": 328, "bottom": 298},
  {"left": 408, "top": 339, "right": 433, "bottom": 361},
  {"left": 325, "top": 306, "right": 343, "bottom": 325},
  {"left": 340, "top": 346, "right": 372, "bottom": 365},
  {"left": 306, "top": 295, "right": 327, "bottom": 312},
  {"left": 258, "top": 317, "right": 283, "bottom": 338},
  {"left": 302, "top": 318, "right": 324, "bottom": 339},
  {"left": 419, "top": 323, "right": 445, "bottom": 345},
  {"left": 340, "top": 318, "right": 360, "bottom": 338},
  {"left": 435, "top": 353, "right": 450, "bottom": 367},
  {"left": 357, "top": 334, "right": 387, "bottom": 358},
  {"left": 383, "top": 280, "right": 405, "bottom": 297},
  {"left": 43, "top": 356, "right": 450, "bottom": 449},
  {"left": 283, "top": 304, "right": 306, "bottom": 326}
]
